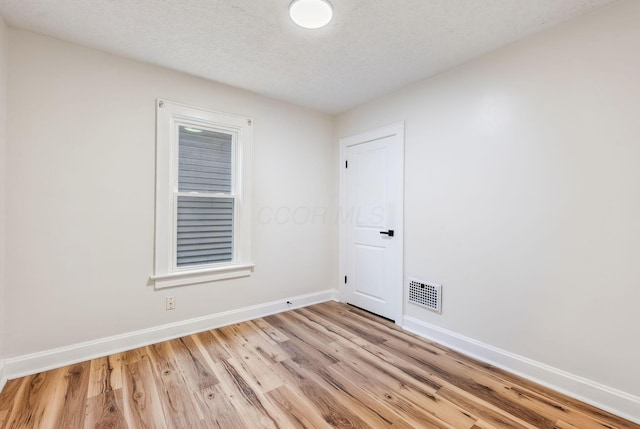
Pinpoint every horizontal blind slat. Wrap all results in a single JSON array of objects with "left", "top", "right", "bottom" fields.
[
  {"left": 178, "top": 239, "right": 233, "bottom": 246},
  {"left": 178, "top": 254, "right": 233, "bottom": 265}
]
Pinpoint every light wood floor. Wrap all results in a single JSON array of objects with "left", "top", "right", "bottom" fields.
[{"left": 0, "top": 302, "right": 637, "bottom": 429}]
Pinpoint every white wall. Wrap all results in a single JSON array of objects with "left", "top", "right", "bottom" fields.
[
  {"left": 337, "top": 0, "right": 639, "bottom": 417},
  {"left": 0, "top": 15, "right": 8, "bottom": 382},
  {"left": 5, "top": 29, "right": 336, "bottom": 358}
]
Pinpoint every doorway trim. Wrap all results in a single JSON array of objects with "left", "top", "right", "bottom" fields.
[{"left": 338, "top": 122, "right": 405, "bottom": 324}]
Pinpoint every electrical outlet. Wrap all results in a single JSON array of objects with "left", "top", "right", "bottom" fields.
[{"left": 166, "top": 296, "right": 175, "bottom": 310}]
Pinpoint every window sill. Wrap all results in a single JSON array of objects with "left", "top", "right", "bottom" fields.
[{"left": 151, "top": 263, "right": 254, "bottom": 290}]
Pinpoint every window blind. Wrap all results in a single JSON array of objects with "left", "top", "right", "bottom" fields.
[
  {"left": 176, "top": 126, "right": 234, "bottom": 266},
  {"left": 178, "top": 127, "right": 232, "bottom": 193},
  {"left": 176, "top": 196, "right": 233, "bottom": 266}
]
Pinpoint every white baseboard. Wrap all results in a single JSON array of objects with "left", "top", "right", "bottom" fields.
[
  {"left": 4, "top": 289, "right": 339, "bottom": 381},
  {"left": 402, "top": 316, "right": 640, "bottom": 425}
]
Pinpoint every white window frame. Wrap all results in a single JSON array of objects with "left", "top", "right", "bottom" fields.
[{"left": 151, "top": 99, "right": 253, "bottom": 289}]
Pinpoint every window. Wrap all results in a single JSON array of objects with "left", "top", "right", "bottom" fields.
[{"left": 152, "top": 100, "right": 253, "bottom": 289}]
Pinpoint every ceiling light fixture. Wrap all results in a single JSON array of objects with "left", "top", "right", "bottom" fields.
[{"left": 289, "top": 0, "right": 333, "bottom": 29}]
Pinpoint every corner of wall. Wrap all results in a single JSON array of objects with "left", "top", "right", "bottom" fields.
[
  {"left": 0, "top": 14, "right": 9, "bottom": 392},
  {"left": 0, "top": 360, "right": 6, "bottom": 393}
]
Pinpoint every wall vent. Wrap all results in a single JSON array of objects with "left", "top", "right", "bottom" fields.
[{"left": 408, "top": 278, "right": 442, "bottom": 314}]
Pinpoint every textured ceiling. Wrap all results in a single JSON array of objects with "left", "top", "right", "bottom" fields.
[{"left": 0, "top": 0, "right": 617, "bottom": 114}]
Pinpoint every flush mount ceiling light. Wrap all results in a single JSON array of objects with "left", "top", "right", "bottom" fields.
[{"left": 289, "top": 0, "right": 333, "bottom": 29}]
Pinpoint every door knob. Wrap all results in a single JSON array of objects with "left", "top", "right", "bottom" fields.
[{"left": 380, "top": 230, "right": 394, "bottom": 237}]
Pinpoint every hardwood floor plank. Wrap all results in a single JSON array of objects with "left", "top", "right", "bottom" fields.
[
  {"left": 374, "top": 335, "right": 556, "bottom": 427},
  {"left": 0, "top": 302, "right": 637, "bottom": 429},
  {"left": 54, "top": 362, "right": 90, "bottom": 428},
  {"left": 3, "top": 369, "right": 68, "bottom": 429},
  {"left": 216, "top": 324, "right": 280, "bottom": 367},
  {"left": 222, "top": 321, "right": 289, "bottom": 363},
  {"left": 84, "top": 390, "right": 127, "bottom": 429},
  {"left": 553, "top": 420, "right": 581, "bottom": 429},
  {"left": 0, "top": 378, "right": 26, "bottom": 429},
  {"left": 209, "top": 360, "right": 281, "bottom": 429},
  {"left": 167, "top": 337, "right": 219, "bottom": 391},
  {"left": 275, "top": 359, "right": 372, "bottom": 428},
  {"left": 212, "top": 326, "right": 286, "bottom": 394},
  {"left": 1, "top": 376, "right": 33, "bottom": 429},
  {"left": 249, "top": 318, "right": 290, "bottom": 344},
  {"left": 84, "top": 357, "right": 128, "bottom": 429},
  {"left": 121, "top": 359, "right": 167, "bottom": 429},
  {"left": 267, "top": 384, "right": 334, "bottom": 429},
  {"left": 87, "top": 357, "right": 113, "bottom": 399},
  {"left": 436, "top": 385, "right": 539, "bottom": 429},
  {"left": 264, "top": 313, "right": 338, "bottom": 356},
  {"left": 276, "top": 310, "right": 460, "bottom": 428},
  {"left": 197, "top": 385, "right": 249, "bottom": 429},
  {"left": 299, "top": 308, "right": 445, "bottom": 394},
  {"left": 191, "top": 330, "right": 232, "bottom": 361},
  {"left": 499, "top": 383, "right": 624, "bottom": 429},
  {"left": 145, "top": 341, "right": 202, "bottom": 429},
  {"left": 261, "top": 319, "right": 418, "bottom": 428},
  {"left": 303, "top": 304, "right": 388, "bottom": 345},
  {"left": 328, "top": 355, "right": 467, "bottom": 429},
  {"left": 472, "top": 420, "right": 501, "bottom": 429},
  {"left": 226, "top": 356, "right": 284, "bottom": 394},
  {"left": 321, "top": 363, "right": 435, "bottom": 429},
  {"left": 296, "top": 307, "right": 372, "bottom": 349},
  {"left": 29, "top": 369, "right": 68, "bottom": 429}
]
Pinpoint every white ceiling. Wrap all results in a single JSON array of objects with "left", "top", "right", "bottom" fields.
[{"left": 0, "top": 0, "right": 616, "bottom": 114}]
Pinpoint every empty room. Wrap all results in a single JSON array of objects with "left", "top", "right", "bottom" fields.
[{"left": 0, "top": 0, "right": 638, "bottom": 427}]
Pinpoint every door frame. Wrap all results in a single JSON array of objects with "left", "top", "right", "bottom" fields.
[{"left": 338, "top": 122, "right": 405, "bottom": 324}]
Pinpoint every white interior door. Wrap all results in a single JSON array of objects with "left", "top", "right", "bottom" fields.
[{"left": 340, "top": 123, "right": 404, "bottom": 322}]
